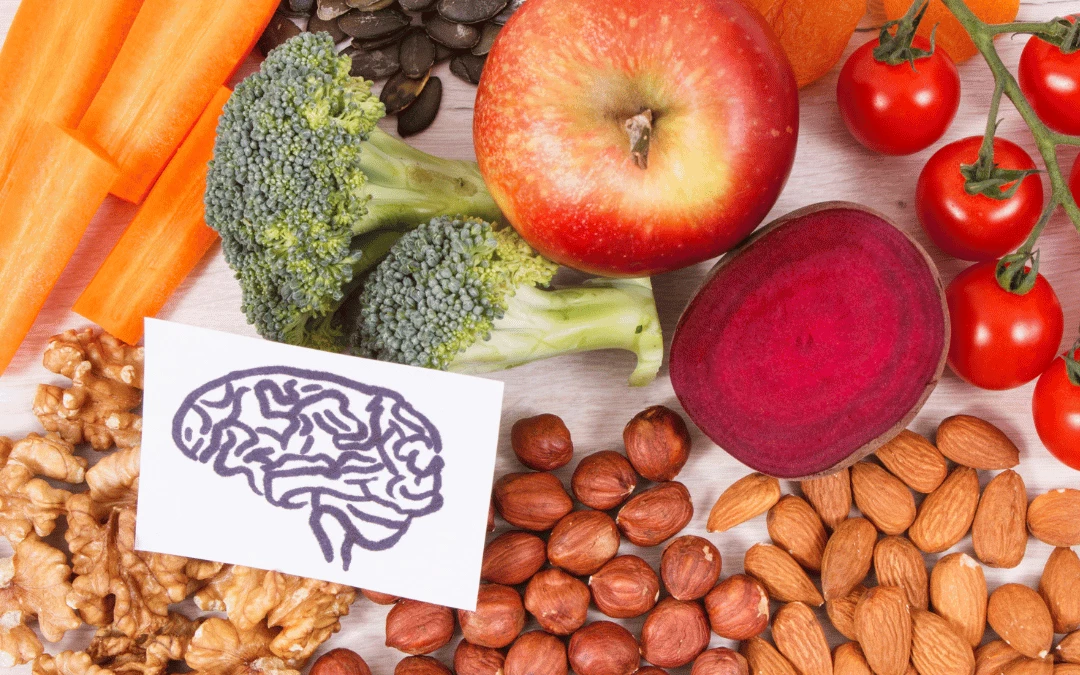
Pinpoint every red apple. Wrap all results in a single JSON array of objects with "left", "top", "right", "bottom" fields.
[{"left": 473, "top": 0, "right": 799, "bottom": 277}]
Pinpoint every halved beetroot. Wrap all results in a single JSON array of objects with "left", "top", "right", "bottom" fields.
[{"left": 670, "top": 202, "right": 948, "bottom": 479}]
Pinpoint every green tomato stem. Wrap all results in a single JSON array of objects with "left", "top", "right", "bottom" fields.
[{"left": 936, "top": 0, "right": 1080, "bottom": 290}]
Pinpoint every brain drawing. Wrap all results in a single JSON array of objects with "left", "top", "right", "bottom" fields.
[{"left": 172, "top": 366, "right": 444, "bottom": 570}]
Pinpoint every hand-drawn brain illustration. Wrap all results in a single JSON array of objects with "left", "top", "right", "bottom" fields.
[{"left": 172, "top": 366, "right": 443, "bottom": 570}]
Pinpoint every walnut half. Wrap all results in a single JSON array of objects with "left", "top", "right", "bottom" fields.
[{"left": 0, "top": 537, "right": 82, "bottom": 667}]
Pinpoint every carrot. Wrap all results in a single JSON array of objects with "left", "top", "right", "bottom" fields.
[
  {"left": 0, "top": 0, "right": 144, "bottom": 191},
  {"left": 77, "top": 0, "right": 279, "bottom": 204},
  {"left": 74, "top": 88, "right": 232, "bottom": 345},
  {"left": 0, "top": 123, "right": 119, "bottom": 375}
]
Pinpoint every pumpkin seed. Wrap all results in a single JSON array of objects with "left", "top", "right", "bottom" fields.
[
  {"left": 424, "top": 14, "right": 480, "bottom": 49},
  {"left": 399, "top": 29, "right": 436, "bottom": 79},
  {"left": 317, "top": 0, "right": 352, "bottom": 21},
  {"left": 437, "top": 0, "right": 508, "bottom": 24},
  {"left": 400, "top": 0, "right": 437, "bottom": 10},
  {"left": 380, "top": 70, "right": 432, "bottom": 115},
  {"left": 339, "top": 7, "right": 410, "bottom": 38},
  {"left": 347, "top": 44, "right": 401, "bottom": 80},
  {"left": 353, "top": 26, "right": 409, "bottom": 50},
  {"left": 258, "top": 14, "right": 303, "bottom": 56},
  {"left": 307, "top": 14, "right": 348, "bottom": 42},
  {"left": 449, "top": 53, "right": 486, "bottom": 84},
  {"left": 491, "top": 0, "right": 524, "bottom": 25},
  {"left": 471, "top": 22, "right": 500, "bottom": 55},
  {"left": 347, "top": 0, "right": 397, "bottom": 10},
  {"left": 433, "top": 42, "right": 455, "bottom": 62},
  {"left": 398, "top": 76, "right": 442, "bottom": 137},
  {"left": 278, "top": 0, "right": 315, "bottom": 17}
]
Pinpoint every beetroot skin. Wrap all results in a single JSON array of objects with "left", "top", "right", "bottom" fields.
[{"left": 670, "top": 203, "right": 948, "bottom": 479}]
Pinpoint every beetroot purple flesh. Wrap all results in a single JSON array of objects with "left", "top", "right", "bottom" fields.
[{"left": 670, "top": 205, "right": 947, "bottom": 479}]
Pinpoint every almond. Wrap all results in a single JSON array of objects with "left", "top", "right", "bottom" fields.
[
  {"left": 976, "top": 640, "right": 1023, "bottom": 675},
  {"left": 743, "top": 543, "right": 824, "bottom": 606},
  {"left": 988, "top": 584, "right": 1054, "bottom": 660},
  {"left": 707, "top": 474, "right": 781, "bottom": 533},
  {"left": 1057, "top": 631, "right": 1080, "bottom": 664},
  {"left": 1003, "top": 657, "right": 1054, "bottom": 675},
  {"left": 740, "top": 637, "right": 798, "bottom": 675},
  {"left": 767, "top": 495, "right": 827, "bottom": 572},
  {"left": 854, "top": 586, "right": 912, "bottom": 675},
  {"left": 876, "top": 429, "right": 949, "bottom": 493},
  {"left": 972, "top": 469, "right": 1028, "bottom": 569},
  {"left": 820, "top": 517, "right": 877, "bottom": 601},
  {"left": 1028, "top": 489, "right": 1080, "bottom": 547},
  {"left": 874, "top": 536, "right": 929, "bottom": 610},
  {"left": 930, "top": 552, "right": 987, "bottom": 648},
  {"left": 909, "top": 466, "right": 980, "bottom": 554},
  {"left": 800, "top": 468, "right": 852, "bottom": 531},
  {"left": 827, "top": 584, "right": 868, "bottom": 641},
  {"left": 833, "top": 642, "right": 872, "bottom": 675},
  {"left": 1040, "top": 548, "right": 1080, "bottom": 634},
  {"left": 936, "top": 415, "right": 1020, "bottom": 469},
  {"left": 850, "top": 462, "right": 917, "bottom": 535},
  {"left": 910, "top": 608, "right": 976, "bottom": 675},
  {"left": 772, "top": 602, "right": 832, "bottom": 675}
]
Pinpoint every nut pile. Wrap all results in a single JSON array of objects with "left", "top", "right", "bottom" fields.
[
  {"left": 706, "top": 414, "right": 1080, "bottom": 675},
  {"left": 0, "top": 329, "right": 358, "bottom": 675},
  {"left": 341, "top": 406, "right": 770, "bottom": 675},
  {"left": 258, "top": 0, "right": 524, "bottom": 137}
]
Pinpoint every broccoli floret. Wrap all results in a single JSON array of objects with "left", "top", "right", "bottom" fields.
[
  {"left": 351, "top": 217, "right": 664, "bottom": 386},
  {"left": 205, "top": 32, "right": 501, "bottom": 350}
]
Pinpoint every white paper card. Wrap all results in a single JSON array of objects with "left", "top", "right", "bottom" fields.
[{"left": 136, "top": 319, "right": 504, "bottom": 610}]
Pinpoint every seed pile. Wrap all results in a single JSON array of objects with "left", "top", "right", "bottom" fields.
[{"left": 259, "top": 0, "right": 523, "bottom": 136}]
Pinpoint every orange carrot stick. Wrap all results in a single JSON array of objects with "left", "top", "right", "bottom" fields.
[
  {"left": 77, "top": 0, "right": 279, "bottom": 204},
  {"left": 74, "top": 87, "right": 232, "bottom": 345},
  {"left": 0, "top": 0, "right": 144, "bottom": 189},
  {"left": 0, "top": 123, "right": 119, "bottom": 375}
]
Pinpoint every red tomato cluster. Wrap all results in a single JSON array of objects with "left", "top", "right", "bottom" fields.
[{"left": 838, "top": 23, "right": 1080, "bottom": 469}]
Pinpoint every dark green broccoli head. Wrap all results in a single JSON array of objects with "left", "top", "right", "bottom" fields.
[
  {"left": 205, "top": 32, "right": 384, "bottom": 348},
  {"left": 354, "top": 216, "right": 558, "bottom": 369}
]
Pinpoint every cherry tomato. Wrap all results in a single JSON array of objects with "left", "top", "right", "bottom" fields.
[
  {"left": 837, "top": 36, "right": 961, "bottom": 155},
  {"left": 916, "top": 136, "right": 1043, "bottom": 261},
  {"left": 1033, "top": 348, "right": 1080, "bottom": 469},
  {"left": 946, "top": 261, "right": 1064, "bottom": 390},
  {"left": 1019, "top": 17, "right": 1080, "bottom": 135}
]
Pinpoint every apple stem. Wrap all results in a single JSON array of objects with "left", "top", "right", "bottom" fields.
[{"left": 624, "top": 109, "right": 654, "bottom": 170}]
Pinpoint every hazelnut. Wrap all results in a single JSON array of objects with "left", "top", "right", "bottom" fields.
[
  {"left": 568, "top": 621, "right": 640, "bottom": 675},
  {"left": 571, "top": 451, "right": 638, "bottom": 511},
  {"left": 310, "top": 648, "right": 373, "bottom": 675},
  {"left": 704, "top": 574, "right": 770, "bottom": 641},
  {"left": 482, "top": 531, "right": 547, "bottom": 585},
  {"left": 588, "top": 555, "right": 660, "bottom": 619},
  {"left": 623, "top": 406, "right": 691, "bottom": 482},
  {"left": 505, "top": 631, "right": 568, "bottom": 675},
  {"left": 385, "top": 599, "right": 455, "bottom": 655},
  {"left": 634, "top": 669, "right": 668, "bottom": 675},
  {"left": 512, "top": 414, "right": 574, "bottom": 470},
  {"left": 457, "top": 584, "right": 526, "bottom": 649},
  {"left": 547, "top": 510, "right": 620, "bottom": 576},
  {"left": 660, "top": 535, "right": 722, "bottom": 601},
  {"left": 395, "top": 656, "right": 453, "bottom": 675},
  {"left": 494, "top": 472, "right": 573, "bottom": 531},
  {"left": 639, "top": 598, "right": 710, "bottom": 668},
  {"left": 524, "top": 568, "right": 590, "bottom": 635},
  {"left": 488, "top": 499, "right": 496, "bottom": 532},
  {"left": 690, "top": 649, "right": 748, "bottom": 675},
  {"left": 615, "top": 482, "right": 693, "bottom": 547},
  {"left": 362, "top": 588, "right": 400, "bottom": 605},
  {"left": 455, "top": 641, "right": 506, "bottom": 675}
]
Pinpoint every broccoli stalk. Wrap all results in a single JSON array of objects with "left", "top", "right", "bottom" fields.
[
  {"left": 352, "top": 216, "right": 664, "bottom": 386},
  {"left": 204, "top": 32, "right": 501, "bottom": 350},
  {"left": 451, "top": 278, "right": 664, "bottom": 386}
]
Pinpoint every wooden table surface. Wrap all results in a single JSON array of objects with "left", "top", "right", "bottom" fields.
[{"left": 2, "top": 0, "right": 1080, "bottom": 672}]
